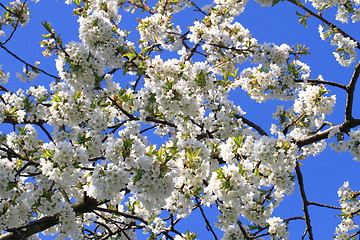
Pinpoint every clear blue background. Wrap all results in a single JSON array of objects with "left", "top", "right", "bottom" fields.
[{"left": 1, "top": 0, "right": 360, "bottom": 239}]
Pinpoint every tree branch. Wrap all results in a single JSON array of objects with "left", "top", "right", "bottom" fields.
[
  {"left": 294, "top": 79, "right": 347, "bottom": 90},
  {"left": 287, "top": 0, "right": 360, "bottom": 49},
  {"left": 144, "top": 116, "right": 176, "bottom": 128},
  {"left": 94, "top": 207, "right": 149, "bottom": 225},
  {"left": 308, "top": 201, "right": 341, "bottom": 210},
  {"left": 295, "top": 162, "right": 314, "bottom": 240},
  {"left": 0, "top": 0, "right": 27, "bottom": 46},
  {"left": 0, "top": 216, "right": 59, "bottom": 240},
  {"left": 0, "top": 195, "right": 99, "bottom": 240},
  {"left": 195, "top": 198, "right": 219, "bottom": 240},
  {"left": 236, "top": 115, "right": 269, "bottom": 136},
  {"left": 297, "top": 119, "right": 360, "bottom": 147},
  {"left": 0, "top": 44, "right": 59, "bottom": 79},
  {"left": 236, "top": 220, "right": 252, "bottom": 240},
  {"left": 345, "top": 61, "right": 360, "bottom": 121}
]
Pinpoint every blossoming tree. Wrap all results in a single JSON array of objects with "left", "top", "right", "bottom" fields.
[{"left": 0, "top": 0, "right": 360, "bottom": 239}]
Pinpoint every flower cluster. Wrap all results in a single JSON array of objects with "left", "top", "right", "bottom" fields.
[
  {"left": 138, "top": 13, "right": 182, "bottom": 51},
  {"left": 334, "top": 182, "right": 360, "bottom": 239},
  {"left": 0, "top": 65, "right": 10, "bottom": 84},
  {"left": 307, "top": 0, "right": 360, "bottom": 23},
  {"left": 266, "top": 217, "right": 289, "bottom": 239},
  {"left": 204, "top": 135, "right": 297, "bottom": 229},
  {"left": 318, "top": 27, "right": 358, "bottom": 67},
  {"left": 331, "top": 33, "right": 358, "bottom": 67},
  {"left": 330, "top": 128, "right": 360, "bottom": 161}
]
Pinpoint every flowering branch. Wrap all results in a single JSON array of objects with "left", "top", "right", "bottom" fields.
[
  {"left": 287, "top": 0, "right": 360, "bottom": 49},
  {"left": 0, "top": 195, "right": 98, "bottom": 240},
  {"left": 0, "top": 0, "right": 27, "bottom": 46},
  {"left": 0, "top": 44, "right": 59, "bottom": 79}
]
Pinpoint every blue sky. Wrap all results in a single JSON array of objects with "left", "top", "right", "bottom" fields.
[{"left": 1, "top": 0, "right": 360, "bottom": 239}]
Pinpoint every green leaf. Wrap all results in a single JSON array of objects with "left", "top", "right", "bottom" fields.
[
  {"left": 272, "top": 0, "right": 282, "bottom": 6},
  {"left": 254, "top": 167, "right": 260, "bottom": 177},
  {"left": 73, "top": 91, "right": 82, "bottom": 101},
  {"left": 51, "top": 93, "right": 62, "bottom": 102},
  {"left": 124, "top": 52, "right": 137, "bottom": 61},
  {"left": 185, "top": 231, "right": 198, "bottom": 240},
  {"left": 223, "top": 71, "right": 229, "bottom": 80},
  {"left": 239, "top": 164, "right": 245, "bottom": 175},
  {"left": 42, "top": 149, "right": 55, "bottom": 158},
  {"left": 16, "top": 159, "right": 23, "bottom": 167},
  {"left": 41, "top": 21, "right": 53, "bottom": 33},
  {"left": 74, "top": 0, "right": 81, "bottom": 7},
  {"left": 133, "top": 169, "right": 145, "bottom": 184},
  {"left": 232, "top": 135, "right": 245, "bottom": 147}
]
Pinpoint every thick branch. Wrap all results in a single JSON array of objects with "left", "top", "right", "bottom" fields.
[
  {"left": 0, "top": 195, "right": 99, "bottom": 240},
  {"left": 297, "top": 119, "right": 360, "bottom": 147},
  {"left": 144, "top": 116, "right": 176, "bottom": 128},
  {"left": 236, "top": 220, "right": 252, "bottom": 240},
  {"left": 345, "top": 61, "right": 360, "bottom": 121},
  {"left": 0, "top": 216, "right": 59, "bottom": 240}
]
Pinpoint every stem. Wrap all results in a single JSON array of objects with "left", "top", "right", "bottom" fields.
[{"left": 297, "top": 119, "right": 360, "bottom": 147}]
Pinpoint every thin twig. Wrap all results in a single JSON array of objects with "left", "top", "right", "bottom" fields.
[
  {"left": 191, "top": 1, "right": 209, "bottom": 16},
  {"left": 1, "top": 0, "right": 28, "bottom": 46},
  {"left": 38, "top": 123, "right": 53, "bottom": 142},
  {"left": 108, "top": 96, "right": 139, "bottom": 121},
  {"left": 295, "top": 162, "right": 314, "bottom": 240},
  {"left": 139, "top": 125, "right": 157, "bottom": 134},
  {"left": 94, "top": 207, "right": 149, "bottom": 225},
  {"left": 0, "top": 44, "right": 59, "bottom": 79},
  {"left": 195, "top": 198, "right": 219, "bottom": 240},
  {"left": 294, "top": 79, "right": 347, "bottom": 90},
  {"left": 308, "top": 201, "right": 341, "bottom": 210},
  {"left": 145, "top": 116, "right": 176, "bottom": 128}
]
